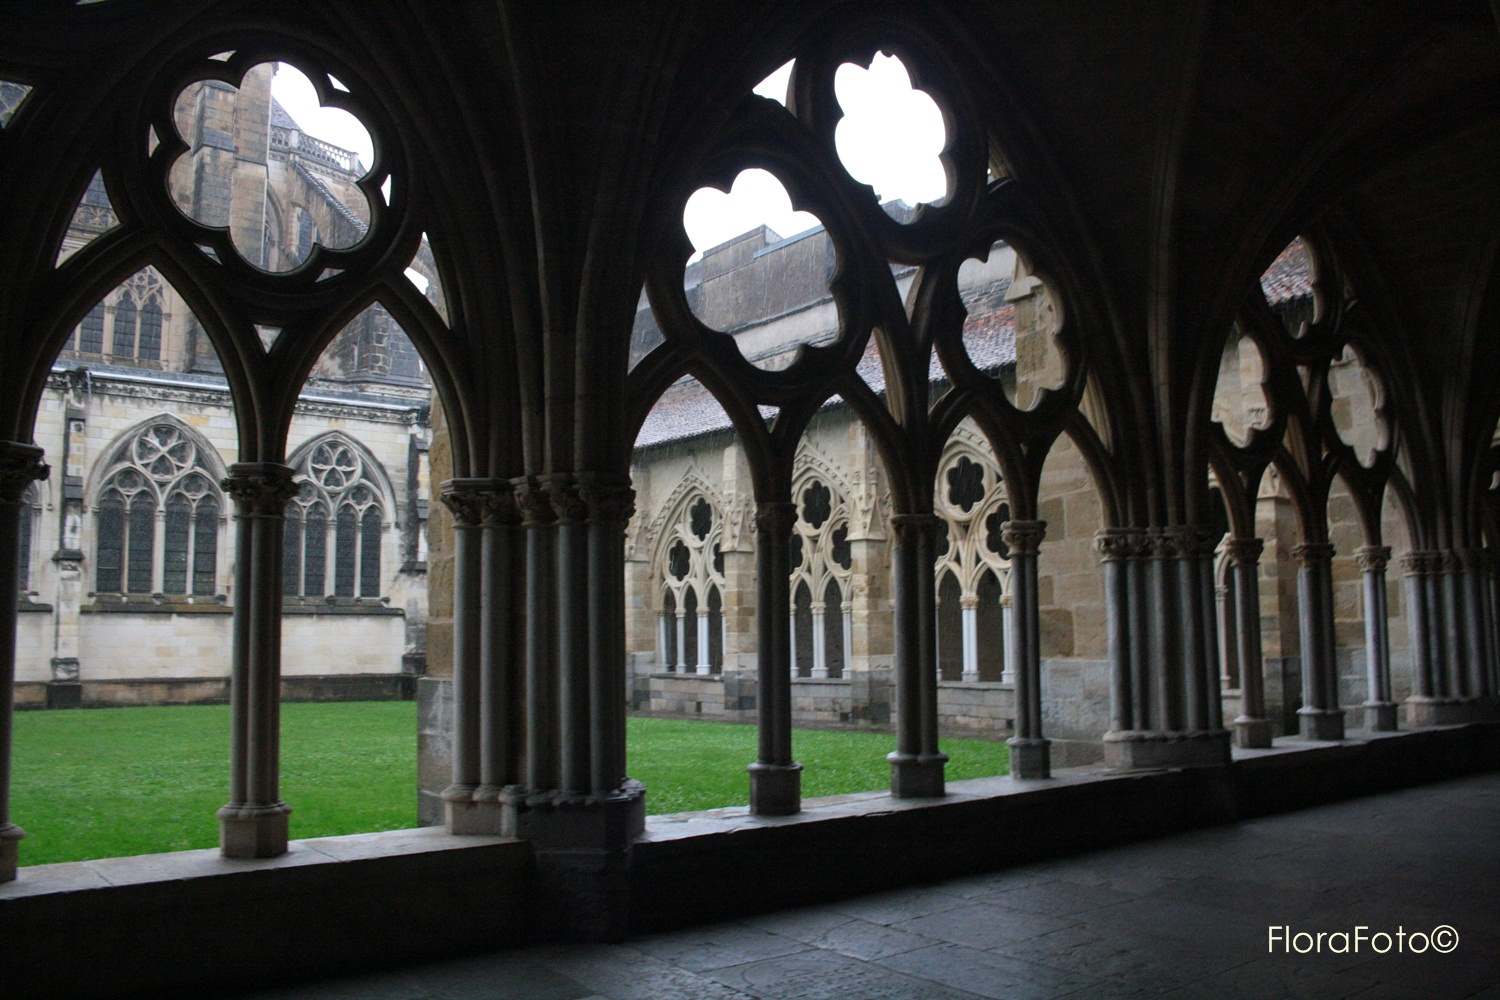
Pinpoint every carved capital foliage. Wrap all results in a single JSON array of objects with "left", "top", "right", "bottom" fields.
[
  {"left": 1353, "top": 545, "right": 1392, "bottom": 574},
  {"left": 579, "top": 482, "right": 636, "bottom": 525},
  {"left": 1399, "top": 550, "right": 1439, "bottom": 575},
  {"left": 545, "top": 482, "right": 589, "bottom": 524},
  {"left": 1438, "top": 549, "right": 1464, "bottom": 573},
  {"left": 754, "top": 501, "right": 798, "bottom": 538},
  {"left": 889, "top": 512, "right": 943, "bottom": 546},
  {"left": 222, "top": 463, "right": 297, "bottom": 516},
  {"left": 1291, "top": 541, "right": 1335, "bottom": 567},
  {"left": 1456, "top": 547, "right": 1490, "bottom": 573},
  {"left": 1001, "top": 518, "right": 1046, "bottom": 557},
  {"left": 0, "top": 441, "right": 49, "bottom": 504},
  {"left": 440, "top": 478, "right": 510, "bottom": 527},
  {"left": 515, "top": 485, "right": 556, "bottom": 527},
  {"left": 1093, "top": 528, "right": 1146, "bottom": 561},
  {"left": 1223, "top": 536, "right": 1265, "bottom": 567},
  {"left": 1146, "top": 527, "right": 1180, "bottom": 559}
]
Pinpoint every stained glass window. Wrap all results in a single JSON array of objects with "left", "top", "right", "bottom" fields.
[
  {"left": 192, "top": 496, "right": 217, "bottom": 595},
  {"left": 113, "top": 295, "right": 136, "bottom": 356},
  {"left": 163, "top": 495, "right": 190, "bottom": 593},
  {"left": 127, "top": 493, "right": 154, "bottom": 592},
  {"left": 138, "top": 299, "right": 162, "bottom": 360},
  {"left": 17, "top": 495, "right": 34, "bottom": 592},
  {"left": 96, "top": 495, "right": 124, "bottom": 592},
  {"left": 283, "top": 512, "right": 302, "bottom": 594},
  {"left": 304, "top": 505, "right": 327, "bottom": 595},
  {"left": 79, "top": 302, "right": 105, "bottom": 353},
  {"left": 334, "top": 505, "right": 357, "bottom": 596},
  {"left": 359, "top": 506, "right": 381, "bottom": 597}
]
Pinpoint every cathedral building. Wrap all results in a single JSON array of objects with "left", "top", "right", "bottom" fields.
[
  {"left": 1, "top": 5, "right": 1498, "bottom": 996},
  {"left": 8, "top": 65, "right": 434, "bottom": 710}
]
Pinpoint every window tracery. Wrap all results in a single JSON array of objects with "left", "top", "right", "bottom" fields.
[
  {"left": 791, "top": 475, "right": 852, "bottom": 679},
  {"left": 285, "top": 438, "right": 386, "bottom": 600},
  {"left": 93, "top": 422, "right": 222, "bottom": 597},
  {"left": 934, "top": 433, "right": 1010, "bottom": 682},
  {"left": 656, "top": 490, "right": 727, "bottom": 674}
]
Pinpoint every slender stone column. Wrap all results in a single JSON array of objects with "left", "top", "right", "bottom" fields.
[
  {"left": 1189, "top": 527, "right": 1225, "bottom": 736},
  {"left": 888, "top": 513, "right": 947, "bottom": 796},
  {"left": 656, "top": 611, "right": 670, "bottom": 671},
  {"left": 1401, "top": 551, "right": 1437, "bottom": 704},
  {"left": 1226, "top": 538, "right": 1273, "bottom": 747},
  {"left": 437, "top": 480, "right": 495, "bottom": 832},
  {"left": 1355, "top": 545, "right": 1397, "bottom": 731},
  {"left": 1004, "top": 519, "right": 1049, "bottom": 779},
  {"left": 1293, "top": 542, "right": 1344, "bottom": 740},
  {"left": 960, "top": 596, "right": 980, "bottom": 682},
  {"left": 0, "top": 442, "right": 48, "bottom": 882},
  {"left": 697, "top": 609, "right": 713, "bottom": 675},
  {"left": 749, "top": 501, "right": 801, "bottom": 814},
  {"left": 1094, "top": 528, "right": 1138, "bottom": 740},
  {"left": 1216, "top": 580, "right": 1236, "bottom": 690},
  {"left": 1459, "top": 550, "right": 1493, "bottom": 704},
  {"left": 675, "top": 610, "right": 687, "bottom": 672},
  {"left": 810, "top": 604, "right": 827, "bottom": 678},
  {"left": 578, "top": 481, "right": 638, "bottom": 810},
  {"left": 218, "top": 463, "right": 298, "bottom": 858},
  {"left": 516, "top": 483, "right": 557, "bottom": 795},
  {"left": 999, "top": 593, "right": 1014, "bottom": 684}
]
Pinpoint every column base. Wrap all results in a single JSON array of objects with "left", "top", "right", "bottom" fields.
[
  {"left": 748, "top": 761, "right": 802, "bottom": 815},
  {"left": 1007, "top": 737, "right": 1051, "bottom": 779},
  {"left": 1103, "top": 729, "right": 1231, "bottom": 769},
  {"left": 217, "top": 801, "right": 291, "bottom": 858},
  {"left": 1233, "top": 716, "right": 1275, "bottom": 749},
  {"left": 888, "top": 751, "right": 948, "bottom": 797},
  {"left": 1363, "top": 701, "right": 1399, "bottom": 732},
  {"left": 0, "top": 822, "right": 23, "bottom": 883},
  {"left": 1298, "top": 708, "right": 1345, "bottom": 741},
  {"left": 501, "top": 781, "right": 646, "bottom": 849},
  {"left": 1405, "top": 696, "right": 1481, "bottom": 726},
  {"left": 445, "top": 783, "right": 507, "bottom": 835}
]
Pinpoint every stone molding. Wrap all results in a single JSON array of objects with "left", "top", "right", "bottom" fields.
[{"left": 221, "top": 463, "right": 297, "bottom": 516}]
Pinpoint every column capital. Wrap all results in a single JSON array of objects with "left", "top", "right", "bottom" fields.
[
  {"left": 959, "top": 594, "right": 981, "bottom": 611},
  {"left": 754, "top": 500, "right": 798, "bottom": 537},
  {"left": 0, "top": 441, "right": 49, "bottom": 504},
  {"left": 1456, "top": 547, "right": 1490, "bottom": 573},
  {"left": 1291, "top": 541, "right": 1335, "bottom": 567},
  {"left": 221, "top": 463, "right": 297, "bottom": 516},
  {"left": 536, "top": 475, "right": 588, "bottom": 524},
  {"left": 1001, "top": 518, "right": 1047, "bottom": 556},
  {"left": 1353, "top": 544, "right": 1392, "bottom": 573},
  {"left": 1437, "top": 549, "right": 1464, "bottom": 573},
  {"left": 577, "top": 480, "right": 636, "bottom": 525},
  {"left": 439, "top": 478, "right": 514, "bottom": 526},
  {"left": 1399, "top": 549, "right": 1440, "bottom": 575},
  {"left": 1223, "top": 536, "right": 1265, "bottom": 567},
  {"left": 511, "top": 478, "right": 557, "bottom": 526},
  {"left": 1093, "top": 527, "right": 1146, "bottom": 561},
  {"left": 889, "top": 511, "right": 943, "bottom": 545}
]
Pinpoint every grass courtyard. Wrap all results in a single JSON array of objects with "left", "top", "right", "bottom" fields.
[{"left": 10, "top": 702, "right": 1008, "bottom": 867}]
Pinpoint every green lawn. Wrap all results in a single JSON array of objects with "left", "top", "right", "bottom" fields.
[{"left": 10, "top": 702, "right": 1007, "bottom": 866}]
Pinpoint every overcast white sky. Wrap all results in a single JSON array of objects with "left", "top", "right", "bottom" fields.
[{"left": 270, "top": 54, "right": 946, "bottom": 254}]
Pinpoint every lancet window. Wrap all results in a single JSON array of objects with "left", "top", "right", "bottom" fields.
[
  {"left": 284, "top": 438, "right": 386, "bottom": 599},
  {"left": 657, "top": 494, "right": 727, "bottom": 674},
  {"left": 934, "top": 438, "right": 1010, "bottom": 682},
  {"left": 66, "top": 268, "right": 166, "bottom": 362},
  {"left": 93, "top": 422, "right": 222, "bottom": 596},
  {"left": 790, "top": 476, "right": 852, "bottom": 679}
]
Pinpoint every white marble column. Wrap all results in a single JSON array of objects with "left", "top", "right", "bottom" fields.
[
  {"left": 0, "top": 442, "right": 48, "bottom": 882},
  {"left": 217, "top": 462, "right": 298, "bottom": 858},
  {"left": 810, "top": 603, "right": 827, "bottom": 678},
  {"left": 960, "top": 596, "right": 980, "bottom": 682},
  {"left": 696, "top": 609, "right": 712, "bottom": 675}
]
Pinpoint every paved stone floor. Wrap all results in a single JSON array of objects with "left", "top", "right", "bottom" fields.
[{"left": 232, "top": 773, "right": 1499, "bottom": 999}]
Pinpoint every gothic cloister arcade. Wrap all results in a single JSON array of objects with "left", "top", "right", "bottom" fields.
[{"left": 2, "top": 3, "right": 1499, "bottom": 995}]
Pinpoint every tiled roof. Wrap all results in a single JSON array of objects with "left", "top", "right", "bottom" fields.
[
  {"left": 1260, "top": 237, "right": 1314, "bottom": 305},
  {"left": 270, "top": 98, "right": 301, "bottom": 132},
  {"left": 635, "top": 312, "right": 1016, "bottom": 449}
]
